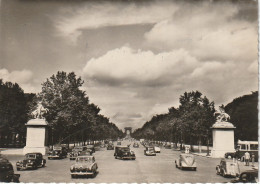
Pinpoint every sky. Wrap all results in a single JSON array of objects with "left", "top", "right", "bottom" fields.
[{"left": 0, "top": 0, "right": 258, "bottom": 130}]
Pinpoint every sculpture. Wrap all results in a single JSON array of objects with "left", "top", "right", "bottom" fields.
[
  {"left": 214, "top": 106, "right": 230, "bottom": 122},
  {"left": 31, "top": 102, "right": 47, "bottom": 119}
]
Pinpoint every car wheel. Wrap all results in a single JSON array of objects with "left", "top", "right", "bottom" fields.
[{"left": 71, "top": 174, "right": 75, "bottom": 178}]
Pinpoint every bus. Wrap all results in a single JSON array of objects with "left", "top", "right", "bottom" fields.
[{"left": 225, "top": 140, "right": 258, "bottom": 161}]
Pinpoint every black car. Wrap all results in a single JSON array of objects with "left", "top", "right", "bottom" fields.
[
  {"left": 0, "top": 157, "right": 20, "bottom": 182},
  {"left": 107, "top": 144, "right": 114, "bottom": 150},
  {"left": 48, "top": 145, "right": 67, "bottom": 159},
  {"left": 114, "top": 146, "right": 136, "bottom": 160},
  {"left": 16, "top": 152, "right": 46, "bottom": 170},
  {"left": 230, "top": 169, "right": 258, "bottom": 183},
  {"left": 86, "top": 145, "right": 95, "bottom": 154},
  {"left": 133, "top": 142, "right": 139, "bottom": 148},
  {"left": 69, "top": 146, "right": 87, "bottom": 160}
]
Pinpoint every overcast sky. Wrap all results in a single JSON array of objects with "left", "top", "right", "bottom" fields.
[{"left": 0, "top": 0, "right": 258, "bottom": 130}]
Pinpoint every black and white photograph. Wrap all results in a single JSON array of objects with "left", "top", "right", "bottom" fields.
[{"left": 0, "top": 0, "right": 258, "bottom": 183}]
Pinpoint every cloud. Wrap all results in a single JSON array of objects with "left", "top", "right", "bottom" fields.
[
  {"left": 82, "top": 45, "right": 257, "bottom": 129},
  {"left": 54, "top": 1, "right": 179, "bottom": 43},
  {"left": 144, "top": 1, "right": 258, "bottom": 62},
  {"left": 0, "top": 68, "right": 36, "bottom": 92}
]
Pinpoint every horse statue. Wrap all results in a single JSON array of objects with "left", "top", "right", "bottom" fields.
[
  {"left": 214, "top": 106, "right": 230, "bottom": 122},
  {"left": 31, "top": 102, "right": 47, "bottom": 119}
]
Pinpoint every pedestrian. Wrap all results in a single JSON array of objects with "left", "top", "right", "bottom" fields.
[
  {"left": 244, "top": 152, "right": 250, "bottom": 166},
  {"left": 251, "top": 153, "right": 255, "bottom": 167}
]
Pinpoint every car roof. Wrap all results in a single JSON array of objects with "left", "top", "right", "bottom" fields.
[
  {"left": 77, "top": 155, "right": 94, "bottom": 158},
  {"left": 26, "top": 152, "right": 42, "bottom": 155}
]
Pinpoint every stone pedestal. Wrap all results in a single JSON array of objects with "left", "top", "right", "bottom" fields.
[
  {"left": 211, "top": 122, "right": 236, "bottom": 158},
  {"left": 23, "top": 119, "right": 49, "bottom": 155}
]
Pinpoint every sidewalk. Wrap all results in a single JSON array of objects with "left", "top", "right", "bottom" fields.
[
  {"left": 192, "top": 152, "right": 211, "bottom": 158},
  {"left": 0, "top": 148, "right": 23, "bottom": 155}
]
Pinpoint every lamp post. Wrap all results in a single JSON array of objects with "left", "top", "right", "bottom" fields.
[{"left": 206, "top": 129, "right": 210, "bottom": 156}]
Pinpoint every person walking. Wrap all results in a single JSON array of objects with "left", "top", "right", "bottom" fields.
[
  {"left": 251, "top": 153, "right": 255, "bottom": 167},
  {"left": 244, "top": 152, "right": 250, "bottom": 166}
]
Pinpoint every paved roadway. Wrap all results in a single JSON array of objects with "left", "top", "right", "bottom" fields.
[{"left": 4, "top": 140, "right": 255, "bottom": 183}]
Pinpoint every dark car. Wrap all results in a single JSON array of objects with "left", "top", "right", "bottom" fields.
[
  {"left": 107, "top": 144, "right": 114, "bottom": 150},
  {"left": 114, "top": 146, "right": 136, "bottom": 160},
  {"left": 117, "top": 141, "right": 122, "bottom": 146},
  {"left": 133, "top": 142, "right": 139, "bottom": 148},
  {"left": 216, "top": 159, "right": 240, "bottom": 177},
  {"left": 16, "top": 152, "right": 46, "bottom": 170},
  {"left": 230, "top": 169, "right": 258, "bottom": 183},
  {"left": 0, "top": 157, "right": 20, "bottom": 182},
  {"left": 69, "top": 146, "right": 87, "bottom": 160},
  {"left": 86, "top": 145, "right": 95, "bottom": 154},
  {"left": 48, "top": 145, "right": 67, "bottom": 159}
]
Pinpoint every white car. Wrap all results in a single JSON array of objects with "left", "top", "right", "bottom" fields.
[{"left": 154, "top": 146, "right": 161, "bottom": 153}]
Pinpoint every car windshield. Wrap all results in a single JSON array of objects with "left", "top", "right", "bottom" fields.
[
  {"left": 121, "top": 148, "right": 130, "bottom": 152},
  {"left": 26, "top": 154, "right": 36, "bottom": 159},
  {"left": 76, "top": 157, "right": 93, "bottom": 163}
]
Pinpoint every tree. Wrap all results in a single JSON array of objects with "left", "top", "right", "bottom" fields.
[
  {"left": 0, "top": 79, "right": 34, "bottom": 147},
  {"left": 39, "top": 71, "right": 89, "bottom": 143}
]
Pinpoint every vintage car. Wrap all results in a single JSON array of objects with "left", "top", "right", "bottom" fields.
[
  {"left": 133, "top": 142, "right": 139, "bottom": 148},
  {"left": 16, "top": 152, "right": 46, "bottom": 170},
  {"left": 165, "top": 144, "right": 172, "bottom": 149},
  {"left": 216, "top": 159, "right": 240, "bottom": 177},
  {"left": 154, "top": 146, "right": 161, "bottom": 153},
  {"left": 230, "top": 168, "right": 258, "bottom": 183},
  {"left": 144, "top": 146, "right": 156, "bottom": 156},
  {"left": 114, "top": 146, "right": 136, "bottom": 160},
  {"left": 117, "top": 141, "right": 122, "bottom": 146},
  {"left": 86, "top": 145, "right": 95, "bottom": 154},
  {"left": 70, "top": 155, "right": 98, "bottom": 178},
  {"left": 69, "top": 146, "right": 87, "bottom": 160},
  {"left": 0, "top": 156, "right": 20, "bottom": 182},
  {"left": 175, "top": 153, "right": 197, "bottom": 171},
  {"left": 48, "top": 145, "right": 67, "bottom": 159},
  {"left": 107, "top": 143, "right": 114, "bottom": 150}
]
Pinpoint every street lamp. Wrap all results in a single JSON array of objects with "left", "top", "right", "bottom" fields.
[{"left": 206, "top": 129, "right": 210, "bottom": 156}]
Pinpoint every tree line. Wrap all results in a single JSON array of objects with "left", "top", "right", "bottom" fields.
[
  {"left": 132, "top": 91, "right": 258, "bottom": 148},
  {"left": 0, "top": 71, "right": 124, "bottom": 147}
]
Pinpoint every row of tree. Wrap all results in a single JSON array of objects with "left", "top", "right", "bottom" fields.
[
  {"left": 132, "top": 91, "right": 258, "bottom": 147},
  {"left": 0, "top": 72, "right": 124, "bottom": 147}
]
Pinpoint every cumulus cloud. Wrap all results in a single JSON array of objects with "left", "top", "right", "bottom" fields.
[
  {"left": 82, "top": 45, "right": 257, "bottom": 129},
  {"left": 54, "top": 1, "right": 179, "bottom": 43},
  {"left": 144, "top": 1, "right": 258, "bottom": 62},
  {"left": 0, "top": 68, "right": 36, "bottom": 92}
]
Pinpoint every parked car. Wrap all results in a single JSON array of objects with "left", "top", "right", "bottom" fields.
[
  {"left": 16, "top": 152, "right": 46, "bottom": 170},
  {"left": 70, "top": 155, "right": 98, "bottom": 178},
  {"left": 48, "top": 145, "right": 67, "bottom": 159},
  {"left": 175, "top": 153, "right": 197, "bottom": 171},
  {"left": 216, "top": 159, "right": 240, "bottom": 177},
  {"left": 154, "top": 146, "right": 161, "bottom": 153},
  {"left": 69, "top": 146, "right": 87, "bottom": 160},
  {"left": 107, "top": 144, "right": 114, "bottom": 150},
  {"left": 230, "top": 168, "right": 258, "bottom": 183},
  {"left": 114, "top": 146, "right": 136, "bottom": 160},
  {"left": 0, "top": 157, "right": 20, "bottom": 182},
  {"left": 86, "top": 145, "right": 95, "bottom": 154},
  {"left": 133, "top": 142, "right": 139, "bottom": 148},
  {"left": 144, "top": 146, "right": 156, "bottom": 156}
]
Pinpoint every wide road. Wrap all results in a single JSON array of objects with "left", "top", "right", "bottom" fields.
[{"left": 4, "top": 140, "right": 253, "bottom": 183}]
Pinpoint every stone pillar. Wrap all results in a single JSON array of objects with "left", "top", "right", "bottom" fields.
[
  {"left": 211, "top": 122, "right": 236, "bottom": 158},
  {"left": 23, "top": 119, "right": 49, "bottom": 155}
]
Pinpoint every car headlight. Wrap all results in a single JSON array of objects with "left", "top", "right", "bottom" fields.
[
  {"left": 70, "top": 166, "right": 75, "bottom": 171},
  {"left": 28, "top": 160, "right": 31, "bottom": 163}
]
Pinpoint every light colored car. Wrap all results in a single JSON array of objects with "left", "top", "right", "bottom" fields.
[
  {"left": 144, "top": 147, "right": 156, "bottom": 156},
  {"left": 216, "top": 159, "right": 240, "bottom": 177},
  {"left": 175, "top": 153, "right": 197, "bottom": 171},
  {"left": 154, "top": 146, "right": 161, "bottom": 153},
  {"left": 70, "top": 155, "right": 98, "bottom": 178}
]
